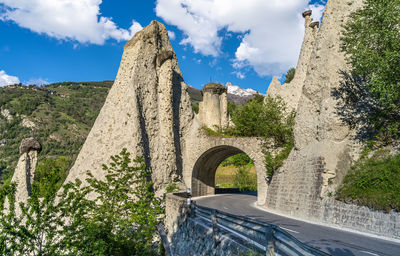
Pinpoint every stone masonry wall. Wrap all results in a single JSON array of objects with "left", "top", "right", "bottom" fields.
[
  {"left": 165, "top": 194, "right": 260, "bottom": 256},
  {"left": 264, "top": 145, "right": 400, "bottom": 239},
  {"left": 170, "top": 218, "right": 255, "bottom": 256}
]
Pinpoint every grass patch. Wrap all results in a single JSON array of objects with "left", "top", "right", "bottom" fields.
[
  {"left": 336, "top": 152, "right": 400, "bottom": 212},
  {"left": 215, "top": 166, "right": 257, "bottom": 191}
]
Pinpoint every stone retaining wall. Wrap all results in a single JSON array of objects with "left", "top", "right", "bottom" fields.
[
  {"left": 320, "top": 199, "right": 400, "bottom": 239},
  {"left": 264, "top": 147, "right": 400, "bottom": 240},
  {"left": 170, "top": 218, "right": 255, "bottom": 256},
  {"left": 165, "top": 193, "right": 257, "bottom": 256}
]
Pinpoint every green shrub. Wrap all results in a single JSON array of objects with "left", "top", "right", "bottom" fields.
[
  {"left": 233, "top": 167, "right": 257, "bottom": 191},
  {"left": 336, "top": 152, "right": 400, "bottom": 212},
  {"left": 221, "top": 153, "right": 254, "bottom": 167},
  {"left": 264, "top": 142, "right": 293, "bottom": 180},
  {"left": 0, "top": 149, "right": 163, "bottom": 255},
  {"left": 166, "top": 182, "right": 179, "bottom": 193},
  {"left": 33, "top": 156, "right": 70, "bottom": 198}
]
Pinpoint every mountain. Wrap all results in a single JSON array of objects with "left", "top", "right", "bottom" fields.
[
  {"left": 226, "top": 82, "right": 259, "bottom": 105},
  {"left": 226, "top": 82, "right": 258, "bottom": 97}
]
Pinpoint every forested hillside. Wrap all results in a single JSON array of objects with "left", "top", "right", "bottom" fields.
[{"left": 0, "top": 81, "right": 113, "bottom": 186}]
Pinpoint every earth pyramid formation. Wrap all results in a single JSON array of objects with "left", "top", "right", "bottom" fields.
[
  {"left": 5, "top": 138, "right": 41, "bottom": 214},
  {"left": 267, "top": 9, "right": 319, "bottom": 111},
  {"left": 64, "top": 21, "right": 193, "bottom": 192},
  {"left": 265, "top": 0, "right": 364, "bottom": 215}
]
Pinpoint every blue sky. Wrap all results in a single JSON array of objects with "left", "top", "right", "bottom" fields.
[{"left": 0, "top": 0, "right": 326, "bottom": 93}]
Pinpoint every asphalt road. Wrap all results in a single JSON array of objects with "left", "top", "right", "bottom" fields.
[{"left": 194, "top": 193, "right": 400, "bottom": 256}]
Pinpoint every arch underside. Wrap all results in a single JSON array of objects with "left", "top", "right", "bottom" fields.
[{"left": 191, "top": 145, "right": 246, "bottom": 197}]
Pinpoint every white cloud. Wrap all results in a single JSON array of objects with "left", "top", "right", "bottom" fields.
[
  {"left": 0, "top": 0, "right": 143, "bottom": 45},
  {"left": 156, "top": 0, "right": 325, "bottom": 76},
  {"left": 232, "top": 71, "right": 246, "bottom": 79},
  {"left": 0, "top": 70, "right": 20, "bottom": 87},
  {"left": 168, "top": 30, "right": 176, "bottom": 40}
]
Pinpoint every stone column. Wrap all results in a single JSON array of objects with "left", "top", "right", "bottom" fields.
[{"left": 198, "top": 83, "right": 228, "bottom": 130}]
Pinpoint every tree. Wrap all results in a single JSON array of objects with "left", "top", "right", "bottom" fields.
[
  {"left": 284, "top": 68, "right": 295, "bottom": 83},
  {"left": 229, "top": 95, "right": 295, "bottom": 180},
  {"left": 0, "top": 149, "right": 163, "bottom": 256},
  {"left": 231, "top": 95, "right": 295, "bottom": 145},
  {"left": 341, "top": 0, "right": 400, "bottom": 141}
]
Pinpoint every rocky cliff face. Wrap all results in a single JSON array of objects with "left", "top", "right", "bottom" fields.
[
  {"left": 266, "top": 0, "right": 364, "bottom": 214},
  {"left": 64, "top": 21, "right": 193, "bottom": 193}
]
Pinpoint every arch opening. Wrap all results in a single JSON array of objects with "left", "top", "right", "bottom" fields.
[{"left": 191, "top": 145, "right": 257, "bottom": 197}]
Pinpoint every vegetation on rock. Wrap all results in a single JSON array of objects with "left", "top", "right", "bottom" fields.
[
  {"left": 337, "top": 151, "right": 400, "bottom": 212},
  {"left": 340, "top": 0, "right": 400, "bottom": 142},
  {"left": 337, "top": 0, "right": 400, "bottom": 211},
  {"left": 284, "top": 68, "right": 296, "bottom": 84},
  {"left": 0, "top": 149, "right": 163, "bottom": 255}
]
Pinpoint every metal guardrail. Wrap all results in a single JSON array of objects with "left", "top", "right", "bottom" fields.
[{"left": 190, "top": 202, "right": 330, "bottom": 256}]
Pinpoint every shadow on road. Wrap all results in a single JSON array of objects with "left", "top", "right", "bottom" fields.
[{"left": 215, "top": 189, "right": 257, "bottom": 196}]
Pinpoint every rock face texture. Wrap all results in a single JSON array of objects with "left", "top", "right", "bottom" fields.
[
  {"left": 19, "top": 137, "right": 42, "bottom": 154},
  {"left": 6, "top": 138, "right": 40, "bottom": 214},
  {"left": 198, "top": 83, "right": 229, "bottom": 129},
  {"left": 265, "top": 0, "right": 364, "bottom": 214},
  {"left": 267, "top": 10, "right": 319, "bottom": 111},
  {"left": 64, "top": 21, "right": 193, "bottom": 193}
]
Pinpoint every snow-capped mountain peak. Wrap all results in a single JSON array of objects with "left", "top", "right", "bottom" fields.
[{"left": 226, "top": 82, "right": 258, "bottom": 97}]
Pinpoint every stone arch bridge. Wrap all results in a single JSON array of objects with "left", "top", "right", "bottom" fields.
[{"left": 182, "top": 136, "right": 267, "bottom": 205}]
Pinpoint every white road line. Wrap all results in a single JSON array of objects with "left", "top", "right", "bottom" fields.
[
  {"left": 359, "top": 251, "right": 380, "bottom": 256},
  {"left": 223, "top": 207, "right": 228, "bottom": 210},
  {"left": 279, "top": 226, "right": 299, "bottom": 234}
]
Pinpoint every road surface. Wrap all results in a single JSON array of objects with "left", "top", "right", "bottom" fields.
[{"left": 194, "top": 193, "right": 400, "bottom": 256}]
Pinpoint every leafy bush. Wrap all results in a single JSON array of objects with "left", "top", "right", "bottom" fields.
[
  {"left": 33, "top": 157, "right": 70, "bottom": 198},
  {"left": 231, "top": 95, "right": 295, "bottom": 144},
  {"left": 264, "top": 143, "right": 293, "bottom": 180},
  {"left": 336, "top": 152, "right": 400, "bottom": 212},
  {"left": 231, "top": 95, "right": 295, "bottom": 180},
  {"left": 221, "top": 153, "right": 253, "bottom": 167},
  {"left": 166, "top": 182, "right": 179, "bottom": 193},
  {"left": 0, "top": 149, "right": 163, "bottom": 255},
  {"left": 233, "top": 167, "right": 257, "bottom": 191}
]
